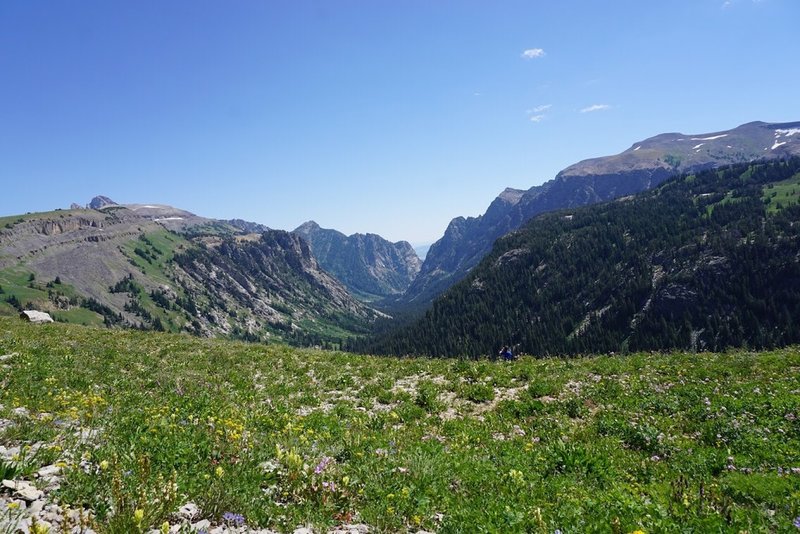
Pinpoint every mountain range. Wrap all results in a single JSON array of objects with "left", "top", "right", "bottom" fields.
[
  {"left": 293, "top": 221, "right": 421, "bottom": 301},
  {"left": 401, "top": 121, "right": 800, "bottom": 308},
  {"left": 361, "top": 157, "right": 800, "bottom": 357},
  {"left": 0, "top": 200, "right": 378, "bottom": 346},
  {"left": 3, "top": 120, "right": 800, "bottom": 355}
]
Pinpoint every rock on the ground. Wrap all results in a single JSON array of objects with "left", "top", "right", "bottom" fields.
[
  {"left": 2, "top": 479, "right": 43, "bottom": 501},
  {"left": 329, "top": 525, "right": 370, "bottom": 534},
  {"left": 178, "top": 501, "right": 200, "bottom": 519},
  {"left": 19, "top": 310, "right": 54, "bottom": 324}
]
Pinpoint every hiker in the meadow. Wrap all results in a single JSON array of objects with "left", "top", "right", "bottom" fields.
[{"left": 499, "top": 345, "right": 514, "bottom": 361}]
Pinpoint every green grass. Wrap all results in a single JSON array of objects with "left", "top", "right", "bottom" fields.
[
  {"left": 0, "top": 266, "right": 52, "bottom": 314},
  {"left": 0, "top": 265, "right": 100, "bottom": 327},
  {"left": 119, "top": 230, "right": 189, "bottom": 285},
  {"left": 0, "top": 318, "right": 798, "bottom": 532},
  {"left": 763, "top": 172, "right": 800, "bottom": 214},
  {"left": 51, "top": 307, "right": 105, "bottom": 327},
  {"left": 0, "top": 208, "right": 96, "bottom": 229}
]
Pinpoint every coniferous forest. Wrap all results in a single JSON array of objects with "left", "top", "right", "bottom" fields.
[{"left": 358, "top": 157, "right": 800, "bottom": 357}]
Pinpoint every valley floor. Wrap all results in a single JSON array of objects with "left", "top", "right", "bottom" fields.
[{"left": 0, "top": 318, "right": 798, "bottom": 532}]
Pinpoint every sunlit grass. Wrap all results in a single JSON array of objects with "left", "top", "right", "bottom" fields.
[{"left": 1, "top": 318, "right": 798, "bottom": 532}]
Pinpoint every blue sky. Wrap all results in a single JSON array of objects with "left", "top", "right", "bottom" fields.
[{"left": 1, "top": 0, "right": 798, "bottom": 245}]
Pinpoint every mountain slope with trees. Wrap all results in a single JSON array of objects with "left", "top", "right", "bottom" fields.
[
  {"left": 362, "top": 157, "right": 800, "bottom": 357},
  {"left": 401, "top": 121, "right": 800, "bottom": 309},
  {"left": 0, "top": 204, "right": 378, "bottom": 345}
]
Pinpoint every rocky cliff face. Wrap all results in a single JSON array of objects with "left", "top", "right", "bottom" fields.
[
  {"left": 293, "top": 221, "right": 421, "bottom": 301},
  {"left": 172, "top": 230, "right": 378, "bottom": 337},
  {"left": 401, "top": 120, "right": 800, "bottom": 307}
]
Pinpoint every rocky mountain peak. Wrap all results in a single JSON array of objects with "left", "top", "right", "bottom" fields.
[
  {"left": 89, "top": 196, "right": 117, "bottom": 210},
  {"left": 294, "top": 221, "right": 321, "bottom": 235},
  {"left": 497, "top": 188, "right": 526, "bottom": 205}
]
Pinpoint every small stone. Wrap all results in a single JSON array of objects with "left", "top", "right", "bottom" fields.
[
  {"left": 294, "top": 528, "right": 315, "bottom": 534},
  {"left": 12, "top": 407, "right": 29, "bottom": 418},
  {"left": 36, "top": 464, "right": 61, "bottom": 479},
  {"left": 191, "top": 519, "right": 211, "bottom": 531},
  {"left": 179, "top": 501, "right": 200, "bottom": 519},
  {"left": 329, "top": 525, "right": 370, "bottom": 534},
  {"left": 5, "top": 480, "right": 44, "bottom": 501},
  {"left": 28, "top": 499, "right": 45, "bottom": 514}
]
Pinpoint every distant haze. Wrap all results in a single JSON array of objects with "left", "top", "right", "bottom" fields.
[{"left": 414, "top": 244, "right": 432, "bottom": 260}]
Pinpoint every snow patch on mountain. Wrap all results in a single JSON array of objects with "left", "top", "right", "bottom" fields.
[
  {"left": 775, "top": 128, "right": 800, "bottom": 138},
  {"left": 691, "top": 134, "right": 728, "bottom": 141}
]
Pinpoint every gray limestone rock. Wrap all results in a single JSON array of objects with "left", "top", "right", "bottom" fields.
[
  {"left": 19, "top": 311, "right": 54, "bottom": 324},
  {"left": 2, "top": 479, "right": 43, "bottom": 501}
]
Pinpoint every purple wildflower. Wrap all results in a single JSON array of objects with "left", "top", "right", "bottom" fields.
[
  {"left": 322, "top": 481, "right": 336, "bottom": 492},
  {"left": 794, "top": 516, "right": 800, "bottom": 529},
  {"left": 222, "top": 512, "right": 245, "bottom": 527},
  {"left": 314, "top": 456, "right": 332, "bottom": 475}
]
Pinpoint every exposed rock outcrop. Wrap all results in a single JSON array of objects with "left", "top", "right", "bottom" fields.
[{"left": 293, "top": 221, "right": 421, "bottom": 300}]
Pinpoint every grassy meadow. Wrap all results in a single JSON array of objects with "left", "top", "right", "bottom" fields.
[{"left": 0, "top": 318, "right": 799, "bottom": 532}]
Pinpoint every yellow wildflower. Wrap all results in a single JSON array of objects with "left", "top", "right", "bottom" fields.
[{"left": 215, "top": 466, "right": 225, "bottom": 478}]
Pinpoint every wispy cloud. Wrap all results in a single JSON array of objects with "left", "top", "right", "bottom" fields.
[
  {"left": 723, "top": 0, "right": 766, "bottom": 7},
  {"left": 521, "top": 48, "right": 545, "bottom": 59},
  {"left": 580, "top": 104, "right": 611, "bottom": 113},
  {"left": 526, "top": 104, "right": 551, "bottom": 123},
  {"left": 530, "top": 104, "right": 552, "bottom": 113}
]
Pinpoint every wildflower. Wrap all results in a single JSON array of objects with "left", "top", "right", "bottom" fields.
[
  {"left": 630, "top": 530, "right": 646, "bottom": 534},
  {"left": 507, "top": 469, "right": 525, "bottom": 485},
  {"left": 322, "top": 481, "right": 336, "bottom": 492},
  {"left": 31, "top": 524, "right": 50, "bottom": 534},
  {"left": 222, "top": 512, "right": 245, "bottom": 527},
  {"left": 794, "top": 516, "right": 800, "bottom": 529},
  {"left": 99, "top": 460, "right": 109, "bottom": 470},
  {"left": 215, "top": 466, "right": 224, "bottom": 478},
  {"left": 7, "top": 501, "right": 19, "bottom": 510},
  {"left": 133, "top": 508, "right": 144, "bottom": 525},
  {"left": 160, "top": 521, "right": 170, "bottom": 534},
  {"left": 314, "top": 456, "right": 332, "bottom": 475}
]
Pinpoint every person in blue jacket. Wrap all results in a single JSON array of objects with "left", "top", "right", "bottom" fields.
[{"left": 499, "top": 345, "right": 514, "bottom": 361}]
